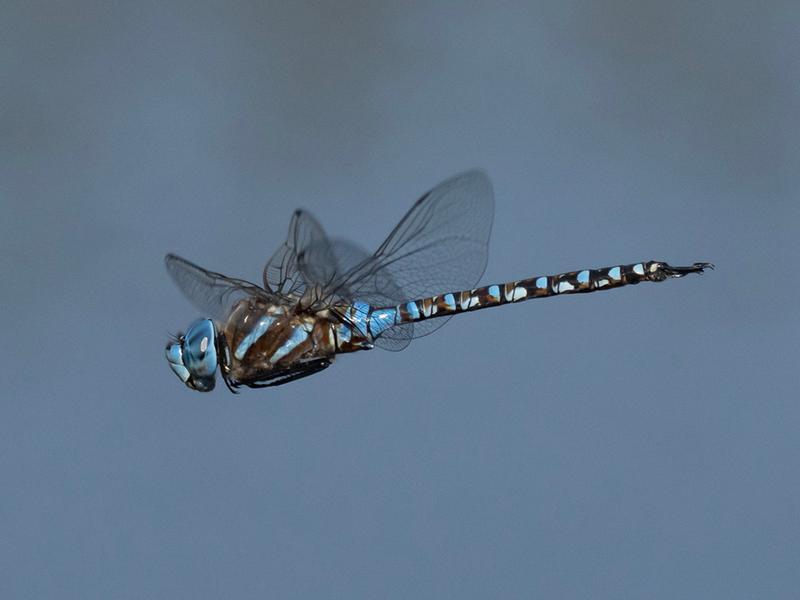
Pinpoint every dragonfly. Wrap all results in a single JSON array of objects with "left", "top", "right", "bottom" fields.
[{"left": 165, "top": 170, "right": 712, "bottom": 392}]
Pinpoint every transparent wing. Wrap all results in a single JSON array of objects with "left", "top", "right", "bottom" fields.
[
  {"left": 325, "top": 239, "right": 412, "bottom": 349},
  {"left": 165, "top": 254, "right": 276, "bottom": 322},
  {"left": 260, "top": 170, "right": 494, "bottom": 351},
  {"left": 327, "top": 239, "right": 407, "bottom": 303},
  {"left": 325, "top": 239, "right": 371, "bottom": 276},
  {"left": 333, "top": 169, "right": 494, "bottom": 350},
  {"left": 263, "top": 210, "right": 339, "bottom": 297},
  {"left": 263, "top": 211, "right": 405, "bottom": 308}
]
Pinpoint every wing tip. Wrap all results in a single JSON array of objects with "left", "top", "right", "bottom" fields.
[{"left": 164, "top": 252, "right": 188, "bottom": 272}]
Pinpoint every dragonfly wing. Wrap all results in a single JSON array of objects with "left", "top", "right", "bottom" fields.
[
  {"left": 165, "top": 254, "right": 275, "bottom": 322},
  {"left": 325, "top": 239, "right": 371, "bottom": 276},
  {"left": 324, "top": 239, "right": 414, "bottom": 349},
  {"left": 263, "top": 210, "right": 405, "bottom": 305},
  {"left": 263, "top": 210, "right": 341, "bottom": 297},
  {"left": 336, "top": 170, "right": 494, "bottom": 349},
  {"left": 261, "top": 171, "right": 494, "bottom": 350},
  {"left": 327, "top": 239, "right": 408, "bottom": 302}
]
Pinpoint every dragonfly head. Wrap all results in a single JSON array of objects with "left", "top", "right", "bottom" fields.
[{"left": 165, "top": 318, "right": 218, "bottom": 392}]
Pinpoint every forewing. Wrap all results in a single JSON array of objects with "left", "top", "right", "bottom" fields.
[
  {"left": 259, "top": 171, "right": 494, "bottom": 351},
  {"left": 263, "top": 210, "right": 404, "bottom": 305},
  {"left": 263, "top": 210, "right": 339, "bottom": 297},
  {"left": 165, "top": 254, "right": 274, "bottom": 322},
  {"left": 336, "top": 170, "right": 494, "bottom": 349}
]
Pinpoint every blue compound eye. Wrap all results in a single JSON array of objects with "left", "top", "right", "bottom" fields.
[
  {"left": 165, "top": 341, "right": 191, "bottom": 383},
  {"left": 184, "top": 319, "right": 217, "bottom": 376},
  {"left": 181, "top": 319, "right": 218, "bottom": 391}
]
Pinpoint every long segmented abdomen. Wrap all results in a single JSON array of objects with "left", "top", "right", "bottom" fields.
[{"left": 364, "top": 260, "right": 713, "bottom": 337}]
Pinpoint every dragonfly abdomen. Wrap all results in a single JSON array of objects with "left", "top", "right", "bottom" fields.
[{"left": 365, "top": 260, "right": 711, "bottom": 335}]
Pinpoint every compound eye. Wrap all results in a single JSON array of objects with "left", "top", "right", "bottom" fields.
[
  {"left": 165, "top": 342, "right": 191, "bottom": 383},
  {"left": 184, "top": 319, "right": 218, "bottom": 378}
]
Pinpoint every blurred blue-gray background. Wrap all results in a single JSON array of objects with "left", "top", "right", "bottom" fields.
[{"left": 2, "top": 2, "right": 798, "bottom": 598}]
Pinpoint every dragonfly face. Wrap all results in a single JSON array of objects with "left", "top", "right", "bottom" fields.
[{"left": 165, "top": 318, "right": 218, "bottom": 391}]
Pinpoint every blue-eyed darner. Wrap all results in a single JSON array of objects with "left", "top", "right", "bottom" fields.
[{"left": 165, "top": 170, "right": 712, "bottom": 392}]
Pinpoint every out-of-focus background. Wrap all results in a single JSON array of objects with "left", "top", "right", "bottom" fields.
[{"left": 2, "top": 2, "right": 798, "bottom": 598}]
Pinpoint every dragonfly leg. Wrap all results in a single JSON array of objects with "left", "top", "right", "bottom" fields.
[{"left": 239, "top": 358, "right": 332, "bottom": 389}]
